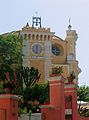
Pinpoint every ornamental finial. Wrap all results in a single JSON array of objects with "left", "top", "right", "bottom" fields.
[{"left": 68, "top": 18, "right": 72, "bottom": 30}]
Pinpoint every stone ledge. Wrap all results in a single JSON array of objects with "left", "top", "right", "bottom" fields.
[
  {"left": 40, "top": 105, "right": 55, "bottom": 109},
  {"left": 0, "top": 94, "right": 18, "bottom": 99}
]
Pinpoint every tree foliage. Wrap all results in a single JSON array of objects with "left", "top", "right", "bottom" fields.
[
  {"left": 0, "top": 34, "right": 22, "bottom": 71},
  {"left": 19, "top": 82, "right": 49, "bottom": 113},
  {"left": 78, "top": 85, "right": 89, "bottom": 117},
  {"left": 77, "top": 85, "right": 89, "bottom": 102},
  {"left": 31, "top": 82, "right": 49, "bottom": 104},
  {"left": 5, "top": 66, "right": 41, "bottom": 113},
  {"left": 0, "top": 33, "right": 49, "bottom": 113},
  {"left": 79, "top": 107, "right": 89, "bottom": 117},
  {"left": 22, "top": 67, "right": 41, "bottom": 88}
]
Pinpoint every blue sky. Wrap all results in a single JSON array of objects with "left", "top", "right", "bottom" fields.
[{"left": 0, "top": 0, "right": 89, "bottom": 85}]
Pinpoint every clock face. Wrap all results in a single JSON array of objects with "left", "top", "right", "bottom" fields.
[
  {"left": 52, "top": 45, "right": 60, "bottom": 56},
  {"left": 32, "top": 43, "right": 42, "bottom": 54}
]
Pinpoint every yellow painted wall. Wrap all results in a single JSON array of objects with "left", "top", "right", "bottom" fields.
[{"left": 30, "top": 59, "right": 45, "bottom": 83}]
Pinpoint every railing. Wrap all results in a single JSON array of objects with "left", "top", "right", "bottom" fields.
[{"left": 0, "top": 108, "right": 6, "bottom": 120}]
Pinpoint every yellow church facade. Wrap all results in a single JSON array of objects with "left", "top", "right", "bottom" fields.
[{"left": 20, "top": 17, "right": 81, "bottom": 83}]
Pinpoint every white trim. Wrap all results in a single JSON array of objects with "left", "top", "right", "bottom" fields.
[
  {"left": 0, "top": 95, "right": 18, "bottom": 99},
  {"left": 65, "top": 84, "right": 75, "bottom": 88},
  {"left": 65, "top": 109, "right": 72, "bottom": 115},
  {"left": 40, "top": 105, "right": 55, "bottom": 109},
  {"left": 65, "top": 90, "right": 76, "bottom": 93},
  {"left": 49, "top": 76, "right": 63, "bottom": 81},
  {"left": 50, "top": 83, "right": 62, "bottom": 86}
]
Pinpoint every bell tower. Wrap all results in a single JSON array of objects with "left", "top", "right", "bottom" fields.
[
  {"left": 65, "top": 20, "right": 78, "bottom": 63},
  {"left": 66, "top": 29, "right": 78, "bottom": 61},
  {"left": 22, "top": 15, "right": 54, "bottom": 82},
  {"left": 65, "top": 20, "right": 81, "bottom": 84},
  {"left": 32, "top": 16, "right": 42, "bottom": 28}
]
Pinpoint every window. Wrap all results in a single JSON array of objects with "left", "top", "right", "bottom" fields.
[
  {"left": 52, "top": 45, "right": 60, "bottom": 56},
  {"left": 40, "top": 35, "right": 43, "bottom": 40},
  {"left": 44, "top": 35, "right": 46, "bottom": 40},
  {"left": 48, "top": 35, "right": 50, "bottom": 40},
  {"left": 32, "top": 34, "right": 35, "bottom": 40},
  {"left": 24, "top": 34, "right": 27, "bottom": 39},
  {"left": 28, "top": 34, "right": 31, "bottom": 40},
  {"left": 36, "top": 34, "right": 39, "bottom": 40}
]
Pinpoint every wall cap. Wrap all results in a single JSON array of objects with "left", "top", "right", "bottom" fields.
[{"left": 0, "top": 94, "right": 18, "bottom": 99}]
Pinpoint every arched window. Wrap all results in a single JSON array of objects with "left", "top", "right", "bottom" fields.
[
  {"left": 48, "top": 35, "right": 50, "bottom": 40},
  {"left": 28, "top": 34, "right": 31, "bottom": 40},
  {"left": 40, "top": 35, "right": 43, "bottom": 40},
  {"left": 52, "top": 45, "right": 60, "bottom": 56},
  {"left": 24, "top": 34, "right": 27, "bottom": 39},
  {"left": 44, "top": 35, "right": 46, "bottom": 40},
  {"left": 36, "top": 34, "right": 39, "bottom": 40},
  {"left": 32, "top": 34, "right": 35, "bottom": 40},
  {"left": 52, "top": 44, "right": 64, "bottom": 56}
]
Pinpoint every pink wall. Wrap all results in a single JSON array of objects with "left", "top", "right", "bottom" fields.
[
  {"left": 41, "top": 107, "right": 61, "bottom": 120},
  {"left": 65, "top": 87, "right": 79, "bottom": 120},
  {"left": 41, "top": 75, "right": 65, "bottom": 120},
  {"left": 41, "top": 75, "right": 89, "bottom": 120},
  {"left": 50, "top": 79, "right": 65, "bottom": 120}
]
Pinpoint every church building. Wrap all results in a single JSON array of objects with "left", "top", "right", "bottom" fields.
[
  {"left": 21, "top": 16, "right": 80, "bottom": 84},
  {"left": 1, "top": 16, "right": 85, "bottom": 120}
]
